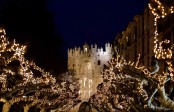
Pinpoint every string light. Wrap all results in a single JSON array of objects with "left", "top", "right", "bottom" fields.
[
  {"left": 90, "top": 0, "right": 174, "bottom": 111},
  {"left": 0, "top": 28, "right": 81, "bottom": 111}
]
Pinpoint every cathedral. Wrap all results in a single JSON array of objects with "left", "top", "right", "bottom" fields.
[{"left": 68, "top": 43, "right": 113, "bottom": 101}]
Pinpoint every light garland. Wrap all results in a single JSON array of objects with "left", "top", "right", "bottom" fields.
[
  {"left": 90, "top": 0, "right": 174, "bottom": 111},
  {"left": 0, "top": 28, "right": 81, "bottom": 111},
  {"left": 149, "top": 0, "right": 174, "bottom": 60}
]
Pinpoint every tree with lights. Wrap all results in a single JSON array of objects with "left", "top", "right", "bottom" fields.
[
  {"left": 0, "top": 28, "right": 81, "bottom": 112},
  {"left": 90, "top": 0, "right": 174, "bottom": 112}
]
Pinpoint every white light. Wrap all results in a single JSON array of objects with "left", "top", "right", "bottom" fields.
[
  {"left": 84, "top": 78, "right": 87, "bottom": 86},
  {"left": 84, "top": 48, "right": 87, "bottom": 52},
  {"left": 89, "top": 90, "right": 92, "bottom": 97},
  {"left": 89, "top": 79, "right": 93, "bottom": 88}
]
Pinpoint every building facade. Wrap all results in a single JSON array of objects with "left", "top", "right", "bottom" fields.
[
  {"left": 113, "top": 8, "right": 156, "bottom": 68},
  {"left": 113, "top": 4, "right": 174, "bottom": 69},
  {"left": 68, "top": 43, "right": 112, "bottom": 101}
]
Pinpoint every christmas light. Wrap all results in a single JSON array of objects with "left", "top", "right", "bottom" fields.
[
  {"left": 90, "top": 0, "right": 174, "bottom": 111},
  {"left": 0, "top": 28, "right": 81, "bottom": 111}
]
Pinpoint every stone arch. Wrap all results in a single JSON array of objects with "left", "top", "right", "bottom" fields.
[
  {"left": 79, "top": 58, "right": 92, "bottom": 78},
  {"left": 78, "top": 58, "right": 94, "bottom": 101}
]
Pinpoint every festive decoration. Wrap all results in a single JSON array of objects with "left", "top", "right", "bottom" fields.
[
  {"left": 0, "top": 28, "right": 81, "bottom": 112},
  {"left": 90, "top": 0, "right": 174, "bottom": 111}
]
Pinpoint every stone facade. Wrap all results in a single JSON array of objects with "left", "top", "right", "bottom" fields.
[
  {"left": 113, "top": 6, "right": 174, "bottom": 69},
  {"left": 68, "top": 43, "right": 112, "bottom": 101},
  {"left": 113, "top": 8, "right": 155, "bottom": 68}
]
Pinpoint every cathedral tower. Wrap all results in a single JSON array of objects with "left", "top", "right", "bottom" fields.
[{"left": 68, "top": 43, "right": 113, "bottom": 101}]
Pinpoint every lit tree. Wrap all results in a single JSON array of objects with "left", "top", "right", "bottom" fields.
[
  {"left": 47, "top": 69, "right": 81, "bottom": 112},
  {"left": 90, "top": 0, "right": 174, "bottom": 112},
  {"left": 0, "top": 28, "right": 81, "bottom": 112}
]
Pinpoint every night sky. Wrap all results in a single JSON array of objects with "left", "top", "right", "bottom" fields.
[
  {"left": 0, "top": 0, "right": 148, "bottom": 74},
  {"left": 48, "top": 0, "right": 149, "bottom": 49}
]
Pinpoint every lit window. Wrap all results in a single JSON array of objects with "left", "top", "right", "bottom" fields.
[
  {"left": 89, "top": 79, "right": 93, "bottom": 88},
  {"left": 89, "top": 90, "right": 92, "bottom": 97},
  {"left": 84, "top": 48, "right": 87, "bottom": 52},
  {"left": 84, "top": 78, "right": 87, "bottom": 86}
]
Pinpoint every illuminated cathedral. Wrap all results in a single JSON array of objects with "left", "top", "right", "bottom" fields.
[{"left": 68, "top": 43, "right": 113, "bottom": 101}]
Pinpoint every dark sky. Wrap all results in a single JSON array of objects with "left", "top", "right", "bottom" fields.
[
  {"left": 48, "top": 0, "right": 149, "bottom": 49},
  {"left": 0, "top": 0, "right": 66, "bottom": 74}
]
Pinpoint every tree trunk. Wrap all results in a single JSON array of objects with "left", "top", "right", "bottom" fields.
[
  {"left": 2, "top": 102, "right": 11, "bottom": 112},
  {"left": 159, "top": 87, "right": 174, "bottom": 110}
]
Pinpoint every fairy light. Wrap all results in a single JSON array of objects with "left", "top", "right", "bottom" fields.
[
  {"left": 0, "top": 28, "right": 81, "bottom": 111},
  {"left": 91, "top": 1, "right": 174, "bottom": 111},
  {"left": 148, "top": 0, "right": 174, "bottom": 60}
]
